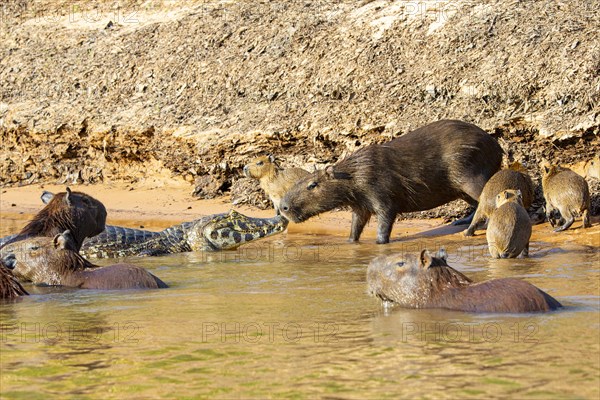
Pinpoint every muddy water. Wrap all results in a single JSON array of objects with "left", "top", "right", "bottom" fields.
[{"left": 0, "top": 214, "right": 599, "bottom": 399}]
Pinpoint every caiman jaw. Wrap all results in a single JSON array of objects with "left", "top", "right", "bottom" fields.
[{"left": 193, "top": 210, "right": 288, "bottom": 251}]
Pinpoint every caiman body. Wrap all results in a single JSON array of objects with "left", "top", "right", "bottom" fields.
[{"left": 2, "top": 211, "right": 288, "bottom": 259}]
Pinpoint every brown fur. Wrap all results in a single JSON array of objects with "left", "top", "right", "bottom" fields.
[
  {"left": 280, "top": 120, "right": 503, "bottom": 243},
  {"left": 0, "top": 262, "right": 28, "bottom": 299},
  {"left": 1, "top": 231, "right": 167, "bottom": 290},
  {"left": 541, "top": 163, "right": 591, "bottom": 232},
  {"left": 464, "top": 168, "right": 534, "bottom": 236},
  {"left": 367, "top": 250, "right": 561, "bottom": 313},
  {"left": 486, "top": 189, "right": 532, "bottom": 258},
  {"left": 243, "top": 155, "right": 310, "bottom": 214},
  {"left": 3, "top": 188, "right": 107, "bottom": 251}
]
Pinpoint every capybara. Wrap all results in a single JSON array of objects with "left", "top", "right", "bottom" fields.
[
  {"left": 243, "top": 155, "right": 310, "bottom": 214},
  {"left": 1, "top": 231, "right": 167, "bottom": 290},
  {"left": 1, "top": 188, "right": 107, "bottom": 251},
  {"left": 486, "top": 189, "right": 532, "bottom": 258},
  {"left": 280, "top": 120, "right": 503, "bottom": 243},
  {"left": 367, "top": 249, "right": 561, "bottom": 313},
  {"left": 0, "top": 262, "right": 28, "bottom": 299},
  {"left": 464, "top": 166, "right": 534, "bottom": 236},
  {"left": 541, "top": 163, "right": 591, "bottom": 232}
]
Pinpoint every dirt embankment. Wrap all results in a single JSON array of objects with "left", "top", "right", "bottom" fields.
[{"left": 1, "top": 0, "right": 599, "bottom": 217}]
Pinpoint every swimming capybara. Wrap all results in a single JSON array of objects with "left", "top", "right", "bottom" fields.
[
  {"left": 1, "top": 231, "right": 167, "bottom": 290},
  {"left": 280, "top": 120, "right": 503, "bottom": 243},
  {"left": 464, "top": 166, "right": 534, "bottom": 236},
  {"left": 0, "top": 262, "right": 28, "bottom": 299},
  {"left": 541, "top": 163, "right": 591, "bottom": 232},
  {"left": 1, "top": 188, "right": 107, "bottom": 251},
  {"left": 243, "top": 155, "right": 311, "bottom": 215},
  {"left": 367, "top": 249, "right": 561, "bottom": 313},
  {"left": 486, "top": 189, "right": 532, "bottom": 258}
]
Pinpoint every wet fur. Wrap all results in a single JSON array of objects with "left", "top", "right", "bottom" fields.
[
  {"left": 367, "top": 250, "right": 561, "bottom": 313},
  {"left": 2, "top": 189, "right": 107, "bottom": 251},
  {"left": 281, "top": 120, "right": 502, "bottom": 243},
  {"left": 0, "top": 263, "right": 28, "bottom": 299},
  {"left": 486, "top": 190, "right": 532, "bottom": 258}
]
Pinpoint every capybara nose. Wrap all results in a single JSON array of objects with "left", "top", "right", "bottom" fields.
[
  {"left": 281, "top": 203, "right": 289, "bottom": 212},
  {"left": 3, "top": 254, "right": 16, "bottom": 270}
]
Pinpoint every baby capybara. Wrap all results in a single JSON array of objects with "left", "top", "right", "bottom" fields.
[
  {"left": 1, "top": 231, "right": 167, "bottom": 290},
  {"left": 367, "top": 249, "right": 561, "bottom": 313},
  {"left": 2, "top": 188, "right": 107, "bottom": 251},
  {"left": 541, "top": 163, "right": 591, "bottom": 232},
  {"left": 486, "top": 189, "right": 532, "bottom": 258},
  {"left": 464, "top": 166, "right": 534, "bottom": 236},
  {"left": 280, "top": 120, "right": 503, "bottom": 243}
]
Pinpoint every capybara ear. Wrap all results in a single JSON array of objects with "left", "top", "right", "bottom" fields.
[
  {"left": 52, "top": 233, "right": 63, "bottom": 249},
  {"left": 325, "top": 165, "right": 335, "bottom": 178},
  {"left": 420, "top": 250, "right": 433, "bottom": 269},
  {"left": 515, "top": 189, "right": 522, "bottom": 198},
  {"left": 56, "top": 230, "right": 76, "bottom": 250},
  {"left": 267, "top": 154, "right": 275, "bottom": 163},
  {"left": 41, "top": 191, "right": 54, "bottom": 204},
  {"left": 436, "top": 248, "right": 448, "bottom": 261},
  {"left": 64, "top": 187, "right": 72, "bottom": 205}
]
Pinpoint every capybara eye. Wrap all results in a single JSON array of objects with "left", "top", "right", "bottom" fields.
[
  {"left": 307, "top": 182, "right": 318, "bottom": 190},
  {"left": 257, "top": 161, "right": 264, "bottom": 166},
  {"left": 396, "top": 261, "right": 405, "bottom": 267},
  {"left": 29, "top": 245, "right": 39, "bottom": 251}
]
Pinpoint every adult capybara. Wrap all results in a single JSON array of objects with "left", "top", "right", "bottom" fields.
[
  {"left": 1, "top": 231, "right": 167, "bottom": 290},
  {"left": 464, "top": 166, "right": 534, "bottom": 236},
  {"left": 243, "top": 155, "right": 310, "bottom": 215},
  {"left": 367, "top": 249, "right": 561, "bottom": 313},
  {"left": 0, "top": 262, "right": 28, "bottom": 299},
  {"left": 541, "top": 163, "right": 591, "bottom": 232},
  {"left": 486, "top": 189, "right": 532, "bottom": 258},
  {"left": 2, "top": 188, "right": 107, "bottom": 251},
  {"left": 280, "top": 120, "right": 503, "bottom": 243}
]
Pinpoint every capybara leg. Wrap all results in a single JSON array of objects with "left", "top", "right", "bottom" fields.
[
  {"left": 464, "top": 207, "right": 485, "bottom": 236},
  {"left": 349, "top": 209, "right": 371, "bottom": 242},
  {"left": 554, "top": 216, "right": 574, "bottom": 232},
  {"left": 519, "top": 242, "right": 529, "bottom": 258},
  {"left": 488, "top": 243, "right": 501, "bottom": 259},
  {"left": 582, "top": 209, "right": 591, "bottom": 228},
  {"left": 453, "top": 210, "right": 475, "bottom": 226},
  {"left": 375, "top": 211, "right": 396, "bottom": 244}
]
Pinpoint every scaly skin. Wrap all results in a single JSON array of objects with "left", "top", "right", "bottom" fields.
[{"left": 78, "top": 210, "right": 288, "bottom": 258}]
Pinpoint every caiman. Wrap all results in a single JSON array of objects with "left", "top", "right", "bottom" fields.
[{"left": 1, "top": 210, "right": 288, "bottom": 259}]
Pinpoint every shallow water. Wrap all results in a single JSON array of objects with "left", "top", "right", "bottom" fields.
[{"left": 1, "top": 216, "right": 599, "bottom": 399}]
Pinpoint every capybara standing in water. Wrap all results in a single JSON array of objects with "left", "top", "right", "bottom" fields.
[
  {"left": 464, "top": 166, "right": 534, "bottom": 236},
  {"left": 0, "top": 262, "right": 28, "bottom": 299},
  {"left": 280, "top": 120, "right": 503, "bottom": 243},
  {"left": 486, "top": 189, "right": 532, "bottom": 258},
  {"left": 243, "top": 155, "right": 310, "bottom": 215},
  {"left": 367, "top": 249, "right": 561, "bottom": 313},
  {"left": 541, "top": 163, "right": 591, "bottom": 232},
  {"left": 1, "top": 188, "right": 107, "bottom": 251},
  {"left": 1, "top": 231, "right": 167, "bottom": 289}
]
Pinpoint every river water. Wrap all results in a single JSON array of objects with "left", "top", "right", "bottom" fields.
[{"left": 0, "top": 215, "right": 599, "bottom": 399}]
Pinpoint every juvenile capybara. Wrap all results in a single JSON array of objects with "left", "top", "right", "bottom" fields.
[
  {"left": 367, "top": 249, "right": 561, "bottom": 313},
  {"left": 243, "top": 155, "right": 311, "bottom": 214},
  {"left": 280, "top": 120, "right": 503, "bottom": 243},
  {"left": 464, "top": 166, "right": 534, "bottom": 236},
  {"left": 1, "top": 231, "right": 167, "bottom": 290},
  {"left": 2, "top": 188, "right": 107, "bottom": 251},
  {"left": 486, "top": 189, "right": 532, "bottom": 258},
  {"left": 541, "top": 163, "right": 591, "bottom": 232},
  {"left": 0, "top": 262, "right": 28, "bottom": 299}
]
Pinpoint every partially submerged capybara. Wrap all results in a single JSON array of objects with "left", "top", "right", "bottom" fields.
[
  {"left": 0, "top": 262, "right": 28, "bottom": 299},
  {"left": 280, "top": 120, "right": 503, "bottom": 243},
  {"left": 486, "top": 189, "right": 532, "bottom": 258},
  {"left": 464, "top": 167, "right": 534, "bottom": 236},
  {"left": 1, "top": 231, "right": 167, "bottom": 290},
  {"left": 367, "top": 250, "right": 561, "bottom": 313},
  {"left": 1, "top": 188, "right": 107, "bottom": 251},
  {"left": 541, "top": 163, "right": 591, "bottom": 232},
  {"left": 243, "top": 155, "right": 310, "bottom": 214}
]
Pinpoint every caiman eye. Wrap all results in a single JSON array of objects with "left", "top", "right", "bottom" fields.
[
  {"left": 256, "top": 161, "right": 264, "bottom": 166},
  {"left": 307, "top": 182, "right": 318, "bottom": 190}
]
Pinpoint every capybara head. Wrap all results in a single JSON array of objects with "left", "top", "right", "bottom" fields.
[
  {"left": 367, "top": 249, "right": 472, "bottom": 308},
  {"left": 280, "top": 166, "right": 353, "bottom": 222},
  {"left": 243, "top": 155, "right": 277, "bottom": 180},
  {"left": 1, "top": 230, "right": 87, "bottom": 285},
  {"left": 495, "top": 189, "right": 524, "bottom": 208},
  {"left": 12, "top": 188, "right": 107, "bottom": 250}
]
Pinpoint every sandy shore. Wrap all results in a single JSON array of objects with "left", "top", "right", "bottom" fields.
[{"left": 1, "top": 181, "right": 598, "bottom": 248}]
